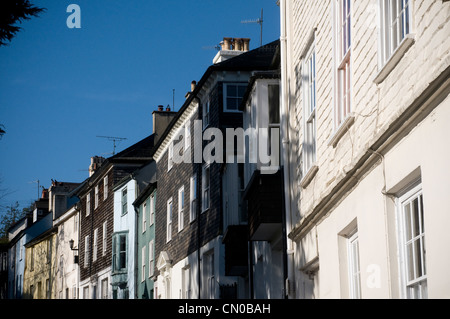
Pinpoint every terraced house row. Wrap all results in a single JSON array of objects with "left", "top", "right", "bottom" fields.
[{"left": 2, "top": 0, "right": 449, "bottom": 299}]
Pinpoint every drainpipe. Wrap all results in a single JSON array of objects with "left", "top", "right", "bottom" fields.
[
  {"left": 280, "top": 0, "right": 295, "bottom": 299},
  {"left": 133, "top": 204, "right": 139, "bottom": 299}
]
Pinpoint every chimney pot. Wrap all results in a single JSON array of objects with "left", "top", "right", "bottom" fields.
[
  {"left": 242, "top": 38, "right": 251, "bottom": 52},
  {"left": 191, "top": 81, "right": 197, "bottom": 92},
  {"left": 223, "top": 37, "right": 232, "bottom": 50},
  {"left": 233, "top": 38, "right": 243, "bottom": 51},
  {"left": 166, "top": 105, "right": 171, "bottom": 112},
  {"left": 158, "top": 105, "right": 164, "bottom": 111}
]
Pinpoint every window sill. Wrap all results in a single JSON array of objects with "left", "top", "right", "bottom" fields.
[
  {"left": 328, "top": 114, "right": 355, "bottom": 148},
  {"left": 300, "top": 164, "right": 319, "bottom": 189},
  {"left": 374, "top": 35, "right": 415, "bottom": 84}
]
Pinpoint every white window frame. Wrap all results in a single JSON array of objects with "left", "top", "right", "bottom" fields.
[
  {"left": 178, "top": 186, "right": 185, "bottom": 232},
  {"left": 86, "top": 193, "right": 90, "bottom": 217},
  {"left": 102, "top": 221, "right": 107, "bottom": 256},
  {"left": 302, "top": 41, "right": 317, "bottom": 173},
  {"left": 379, "top": 0, "right": 412, "bottom": 68},
  {"left": 347, "top": 230, "right": 361, "bottom": 299},
  {"left": 150, "top": 193, "right": 155, "bottom": 226},
  {"left": 94, "top": 185, "right": 99, "bottom": 209},
  {"left": 141, "top": 246, "right": 146, "bottom": 282},
  {"left": 190, "top": 175, "right": 197, "bottom": 222},
  {"left": 397, "top": 183, "right": 427, "bottom": 299},
  {"left": 103, "top": 176, "right": 108, "bottom": 201},
  {"left": 149, "top": 240, "right": 154, "bottom": 278},
  {"left": 93, "top": 228, "right": 98, "bottom": 262},
  {"left": 203, "top": 251, "right": 215, "bottom": 299},
  {"left": 334, "top": 0, "right": 352, "bottom": 129},
  {"left": 122, "top": 188, "right": 128, "bottom": 215},
  {"left": 142, "top": 202, "right": 147, "bottom": 233},
  {"left": 84, "top": 235, "right": 90, "bottom": 268},
  {"left": 182, "top": 266, "right": 191, "bottom": 299},
  {"left": 202, "top": 164, "right": 210, "bottom": 212},
  {"left": 167, "top": 198, "right": 173, "bottom": 242},
  {"left": 223, "top": 83, "right": 247, "bottom": 112}
]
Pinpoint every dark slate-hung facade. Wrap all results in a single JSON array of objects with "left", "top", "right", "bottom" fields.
[{"left": 152, "top": 39, "right": 279, "bottom": 299}]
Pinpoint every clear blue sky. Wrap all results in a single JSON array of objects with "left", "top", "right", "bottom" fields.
[{"left": 0, "top": 1, "right": 280, "bottom": 212}]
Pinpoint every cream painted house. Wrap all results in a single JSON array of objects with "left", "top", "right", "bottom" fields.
[
  {"left": 53, "top": 206, "right": 80, "bottom": 299},
  {"left": 279, "top": 0, "right": 450, "bottom": 298}
]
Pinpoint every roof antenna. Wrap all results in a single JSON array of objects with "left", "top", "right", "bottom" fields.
[
  {"left": 173, "top": 89, "right": 175, "bottom": 112},
  {"left": 96, "top": 136, "right": 127, "bottom": 155},
  {"left": 241, "top": 8, "right": 263, "bottom": 47}
]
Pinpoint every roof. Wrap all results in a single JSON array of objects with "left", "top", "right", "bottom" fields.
[
  {"left": 152, "top": 39, "right": 280, "bottom": 156},
  {"left": 109, "top": 133, "right": 155, "bottom": 163}
]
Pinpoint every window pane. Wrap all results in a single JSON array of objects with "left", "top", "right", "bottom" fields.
[
  {"left": 406, "top": 242, "right": 415, "bottom": 281},
  {"left": 419, "top": 194, "right": 424, "bottom": 232},
  {"left": 238, "top": 85, "right": 246, "bottom": 97},
  {"left": 414, "top": 238, "right": 422, "bottom": 278},
  {"left": 268, "top": 85, "right": 280, "bottom": 124},
  {"left": 404, "top": 203, "right": 412, "bottom": 241},
  {"left": 422, "top": 236, "right": 426, "bottom": 275},
  {"left": 228, "top": 85, "right": 237, "bottom": 97},
  {"left": 412, "top": 197, "right": 420, "bottom": 237}
]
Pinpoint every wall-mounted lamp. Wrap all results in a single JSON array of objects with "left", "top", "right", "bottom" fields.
[{"left": 69, "top": 239, "right": 78, "bottom": 251}]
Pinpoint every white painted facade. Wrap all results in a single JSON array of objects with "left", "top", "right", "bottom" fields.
[{"left": 280, "top": 0, "right": 450, "bottom": 298}]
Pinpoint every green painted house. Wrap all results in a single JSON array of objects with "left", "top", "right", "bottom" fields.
[{"left": 134, "top": 183, "right": 157, "bottom": 299}]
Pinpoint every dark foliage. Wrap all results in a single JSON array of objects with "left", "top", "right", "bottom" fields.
[{"left": 0, "top": 0, "right": 45, "bottom": 46}]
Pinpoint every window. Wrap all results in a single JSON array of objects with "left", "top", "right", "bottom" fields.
[
  {"left": 93, "top": 228, "right": 98, "bottom": 262},
  {"left": 102, "top": 221, "right": 107, "bottom": 256},
  {"left": 168, "top": 142, "right": 174, "bottom": 171},
  {"left": 103, "top": 176, "right": 108, "bottom": 200},
  {"left": 84, "top": 235, "right": 90, "bottom": 268},
  {"left": 101, "top": 278, "right": 108, "bottom": 299},
  {"left": 190, "top": 175, "right": 197, "bottom": 222},
  {"left": 202, "top": 165, "right": 210, "bottom": 212},
  {"left": 30, "top": 246, "right": 34, "bottom": 271},
  {"left": 398, "top": 184, "right": 427, "bottom": 299},
  {"left": 149, "top": 240, "right": 154, "bottom": 278},
  {"left": 303, "top": 42, "right": 317, "bottom": 172},
  {"left": 183, "top": 266, "right": 191, "bottom": 299},
  {"left": 348, "top": 230, "right": 361, "bottom": 299},
  {"left": 86, "top": 193, "right": 90, "bottom": 217},
  {"left": 335, "top": 0, "right": 352, "bottom": 127},
  {"left": 143, "top": 202, "right": 147, "bottom": 233},
  {"left": 379, "top": 0, "right": 411, "bottom": 67},
  {"left": 203, "top": 99, "right": 210, "bottom": 129},
  {"left": 112, "top": 233, "right": 127, "bottom": 273},
  {"left": 204, "top": 252, "right": 215, "bottom": 299},
  {"left": 268, "top": 84, "right": 280, "bottom": 159},
  {"left": 167, "top": 198, "right": 173, "bottom": 242},
  {"left": 150, "top": 194, "right": 155, "bottom": 226},
  {"left": 83, "top": 286, "right": 89, "bottom": 299},
  {"left": 224, "top": 83, "right": 247, "bottom": 112},
  {"left": 94, "top": 185, "right": 99, "bottom": 209},
  {"left": 178, "top": 186, "right": 185, "bottom": 231},
  {"left": 141, "top": 246, "right": 146, "bottom": 282},
  {"left": 122, "top": 188, "right": 128, "bottom": 215}
]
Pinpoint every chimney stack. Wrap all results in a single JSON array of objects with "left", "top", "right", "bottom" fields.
[
  {"left": 89, "top": 156, "right": 106, "bottom": 177},
  {"left": 213, "top": 37, "right": 251, "bottom": 64},
  {"left": 158, "top": 105, "right": 164, "bottom": 111}
]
